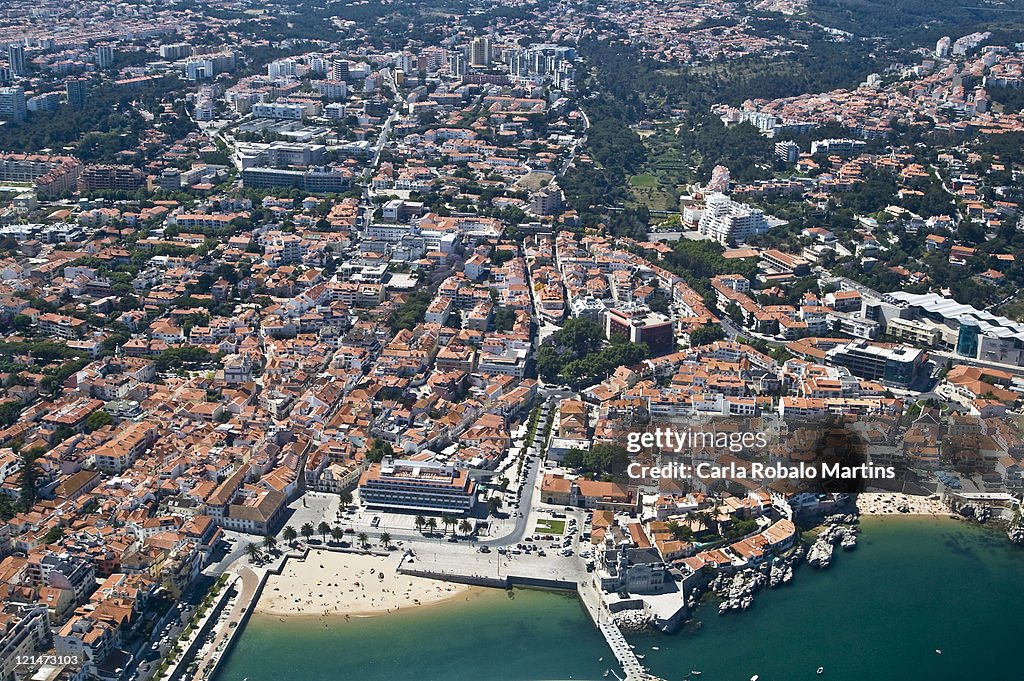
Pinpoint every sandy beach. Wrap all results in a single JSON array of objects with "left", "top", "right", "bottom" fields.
[
  {"left": 856, "top": 492, "right": 951, "bottom": 516},
  {"left": 254, "top": 550, "right": 477, "bottom": 618}
]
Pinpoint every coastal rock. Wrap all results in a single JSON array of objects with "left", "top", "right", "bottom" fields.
[{"left": 612, "top": 608, "right": 654, "bottom": 633}]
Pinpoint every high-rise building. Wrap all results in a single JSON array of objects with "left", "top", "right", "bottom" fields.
[
  {"left": 7, "top": 45, "right": 25, "bottom": 77},
  {"left": 95, "top": 45, "right": 114, "bottom": 69},
  {"left": 775, "top": 140, "right": 799, "bottom": 164},
  {"left": 185, "top": 58, "right": 214, "bottom": 81},
  {"left": 0, "top": 86, "right": 27, "bottom": 123},
  {"left": 66, "top": 78, "right": 87, "bottom": 110},
  {"left": 159, "top": 43, "right": 192, "bottom": 60},
  {"left": 469, "top": 37, "right": 492, "bottom": 68},
  {"left": 330, "top": 59, "right": 349, "bottom": 82},
  {"left": 697, "top": 192, "right": 769, "bottom": 245},
  {"left": 935, "top": 36, "right": 952, "bottom": 59},
  {"left": 447, "top": 53, "right": 465, "bottom": 77}
]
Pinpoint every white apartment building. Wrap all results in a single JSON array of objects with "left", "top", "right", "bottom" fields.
[{"left": 697, "top": 193, "right": 769, "bottom": 245}]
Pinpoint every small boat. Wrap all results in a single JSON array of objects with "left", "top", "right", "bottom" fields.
[
  {"left": 690, "top": 672, "right": 702, "bottom": 677},
  {"left": 603, "top": 671, "right": 610, "bottom": 678},
  {"left": 817, "top": 668, "right": 824, "bottom": 675},
  {"left": 751, "top": 676, "right": 759, "bottom": 681},
  {"left": 652, "top": 646, "right": 660, "bottom": 651},
  {"left": 935, "top": 649, "right": 942, "bottom": 655}
]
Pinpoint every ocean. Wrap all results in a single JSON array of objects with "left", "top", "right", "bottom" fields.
[{"left": 214, "top": 516, "right": 1024, "bottom": 681}]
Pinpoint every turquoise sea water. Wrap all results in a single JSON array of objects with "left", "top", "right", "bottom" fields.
[{"left": 215, "top": 517, "right": 1024, "bottom": 681}]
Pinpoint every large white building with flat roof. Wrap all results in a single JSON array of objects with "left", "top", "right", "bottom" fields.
[
  {"left": 358, "top": 457, "right": 476, "bottom": 515},
  {"left": 697, "top": 193, "right": 769, "bottom": 245}
]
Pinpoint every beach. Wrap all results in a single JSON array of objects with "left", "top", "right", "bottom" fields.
[
  {"left": 254, "top": 550, "right": 478, "bottom": 617},
  {"left": 856, "top": 492, "right": 952, "bottom": 516}
]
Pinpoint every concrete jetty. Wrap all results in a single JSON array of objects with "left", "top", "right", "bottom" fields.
[{"left": 599, "top": 621, "right": 650, "bottom": 681}]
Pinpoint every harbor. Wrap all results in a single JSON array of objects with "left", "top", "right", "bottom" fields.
[{"left": 214, "top": 516, "right": 1024, "bottom": 681}]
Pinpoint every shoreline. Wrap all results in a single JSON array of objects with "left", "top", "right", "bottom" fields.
[
  {"left": 854, "top": 492, "right": 953, "bottom": 517},
  {"left": 253, "top": 549, "right": 480, "bottom": 619}
]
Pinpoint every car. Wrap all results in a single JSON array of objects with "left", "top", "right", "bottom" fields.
[
  {"left": 447, "top": 536, "right": 459, "bottom": 543},
  {"left": 479, "top": 546, "right": 491, "bottom": 553}
]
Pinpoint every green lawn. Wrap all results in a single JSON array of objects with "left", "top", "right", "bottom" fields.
[
  {"left": 534, "top": 518, "right": 566, "bottom": 535},
  {"left": 629, "top": 173, "right": 658, "bottom": 188}
]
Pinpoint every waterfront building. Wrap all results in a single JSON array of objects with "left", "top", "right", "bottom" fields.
[{"left": 358, "top": 457, "right": 477, "bottom": 515}]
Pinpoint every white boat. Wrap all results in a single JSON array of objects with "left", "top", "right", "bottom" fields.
[
  {"left": 751, "top": 675, "right": 759, "bottom": 681},
  {"left": 652, "top": 646, "right": 660, "bottom": 651},
  {"left": 817, "top": 667, "right": 824, "bottom": 675},
  {"left": 936, "top": 649, "right": 942, "bottom": 655},
  {"left": 690, "top": 672, "right": 702, "bottom": 677}
]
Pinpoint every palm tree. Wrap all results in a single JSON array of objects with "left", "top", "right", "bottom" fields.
[
  {"left": 441, "top": 513, "right": 457, "bottom": 535},
  {"left": 283, "top": 526, "right": 297, "bottom": 546},
  {"left": 300, "top": 522, "right": 315, "bottom": 542},
  {"left": 487, "top": 497, "right": 502, "bottom": 517},
  {"left": 244, "top": 543, "right": 261, "bottom": 563},
  {"left": 667, "top": 520, "right": 693, "bottom": 542},
  {"left": 425, "top": 517, "right": 438, "bottom": 535},
  {"left": 415, "top": 515, "right": 426, "bottom": 533},
  {"left": 262, "top": 535, "right": 277, "bottom": 552},
  {"left": 380, "top": 531, "right": 392, "bottom": 549},
  {"left": 339, "top": 490, "right": 353, "bottom": 507},
  {"left": 458, "top": 519, "right": 473, "bottom": 536},
  {"left": 330, "top": 526, "right": 344, "bottom": 543},
  {"left": 317, "top": 521, "right": 331, "bottom": 542},
  {"left": 357, "top": 532, "right": 369, "bottom": 549},
  {"left": 695, "top": 511, "right": 715, "bottom": 536}
]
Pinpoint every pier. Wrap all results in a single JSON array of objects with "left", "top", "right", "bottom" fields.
[{"left": 599, "top": 621, "right": 650, "bottom": 681}]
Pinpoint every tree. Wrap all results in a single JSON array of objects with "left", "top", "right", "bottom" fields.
[
  {"left": 357, "top": 532, "right": 369, "bottom": 549},
  {"left": 441, "top": 513, "right": 457, "bottom": 535},
  {"left": 262, "top": 535, "right": 277, "bottom": 552},
  {"left": 330, "top": 526, "right": 344, "bottom": 543},
  {"left": 338, "top": 489, "right": 353, "bottom": 506},
  {"left": 666, "top": 520, "right": 693, "bottom": 543},
  {"left": 487, "top": 497, "right": 502, "bottom": 517},
  {"left": 458, "top": 519, "right": 473, "bottom": 536},
  {"left": 562, "top": 443, "right": 631, "bottom": 481},
  {"left": 317, "top": 521, "right": 331, "bottom": 542},
  {"left": 300, "top": 522, "right": 314, "bottom": 542},
  {"left": 425, "top": 517, "right": 438, "bottom": 535},
  {"left": 244, "top": 543, "right": 261, "bottom": 564},
  {"left": 380, "top": 531, "right": 392, "bottom": 549},
  {"left": 689, "top": 325, "right": 726, "bottom": 347},
  {"left": 695, "top": 511, "right": 716, "bottom": 536},
  {"left": 18, "top": 448, "right": 45, "bottom": 511},
  {"left": 283, "top": 526, "right": 297, "bottom": 545},
  {"left": 84, "top": 409, "right": 113, "bottom": 433},
  {"left": 365, "top": 438, "right": 395, "bottom": 463},
  {"left": 415, "top": 515, "right": 426, "bottom": 533}
]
